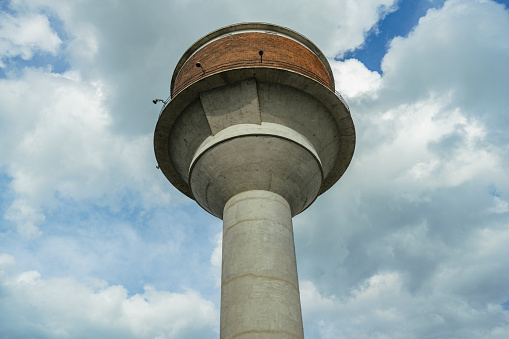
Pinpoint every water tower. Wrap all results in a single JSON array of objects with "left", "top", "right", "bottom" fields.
[{"left": 154, "top": 23, "right": 355, "bottom": 339}]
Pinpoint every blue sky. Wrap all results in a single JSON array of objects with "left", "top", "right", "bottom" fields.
[
  {"left": 1, "top": 0, "right": 509, "bottom": 338},
  {"left": 342, "top": 0, "right": 448, "bottom": 72},
  {"left": 347, "top": 0, "right": 509, "bottom": 72}
]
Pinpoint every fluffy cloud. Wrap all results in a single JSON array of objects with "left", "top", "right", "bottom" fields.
[
  {"left": 5, "top": 0, "right": 400, "bottom": 134},
  {"left": 331, "top": 58, "right": 382, "bottom": 99},
  {"left": 216, "top": 0, "right": 399, "bottom": 56},
  {"left": 0, "top": 68, "right": 174, "bottom": 236},
  {"left": 3, "top": 198, "right": 44, "bottom": 238},
  {"left": 210, "top": 232, "right": 222, "bottom": 288},
  {"left": 0, "top": 254, "right": 218, "bottom": 338},
  {"left": 1, "top": 0, "right": 509, "bottom": 338},
  {"left": 0, "top": 11, "right": 61, "bottom": 67},
  {"left": 301, "top": 271, "right": 509, "bottom": 339},
  {"left": 0, "top": 0, "right": 403, "bottom": 237},
  {"left": 298, "top": 224, "right": 509, "bottom": 338},
  {"left": 380, "top": 0, "right": 509, "bottom": 142},
  {"left": 295, "top": 0, "right": 509, "bottom": 336}
]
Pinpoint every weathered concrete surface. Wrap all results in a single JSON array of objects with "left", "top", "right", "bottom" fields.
[
  {"left": 189, "top": 133, "right": 322, "bottom": 218},
  {"left": 191, "top": 122, "right": 321, "bottom": 167},
  {"left": 188, "top": 122, "right": 323, "bottom": 217},
  {"left": 221, "top": 190, "right": 304, "bottom": 339},
  {"left": 200, "top": 78, "right": 261, "bottom": 135},
  {"left": 257, "top": 82, "right": 340, "bottom": 179},
  {"left": 153, "top": 23, "right": 356, "bottom": 339},
  {"left": 168, "top": 100, "right": 211, "bottom": 182},
  {"left": 154, "top": 69, "right": 355, "bottom": 202}
]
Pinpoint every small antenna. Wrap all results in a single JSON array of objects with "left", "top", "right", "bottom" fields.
[{"left": 259, "top": 50, "right": 264, "bottom": 63}]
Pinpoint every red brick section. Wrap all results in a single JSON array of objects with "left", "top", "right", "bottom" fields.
[{"left": 172, "top": 32, "right": 332, "bottom": 97}]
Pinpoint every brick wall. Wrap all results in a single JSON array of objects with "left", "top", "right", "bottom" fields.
[{"left": 172, "top": 32, "right": 332, "bottom": 97}]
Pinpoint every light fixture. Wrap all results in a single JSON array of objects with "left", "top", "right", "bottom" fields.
[{"left": 196, "top": 62, "right": 205, "bottom": 74}]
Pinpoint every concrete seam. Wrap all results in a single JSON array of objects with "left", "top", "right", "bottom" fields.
[
  {"left": 222, "top": 273, "right": 299, "bottom": 292},
  {"left": 255, "top": 79, "right": 262, "bottom": 123},
  {"left": 230, "top": 329, "right": 302, "bottom": 339},
  {"left": 224, "top": 195, "right": 290, "bottom": 215},
  {"left": 223, "top": 217, "right": 292, "bottom": 238},
  {"left": 189, "top": 130, "right": 321, "bottom": 177}
]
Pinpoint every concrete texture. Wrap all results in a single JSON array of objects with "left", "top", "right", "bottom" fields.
[
  {"left": 189, "top": 132, "right": 323, "bottom": 218},
  {"left": 156, "top": 74, "right": 354, "bottom": 203},
  {"left": 153, "top": 23, "right": 356, "bottom": 339},
  {"left": 200, "top": 78, "right": 261, "bottom": 135},
  {"left": 257, "top": 82, "right": 341, "bottom": 179},
  {"left": 168, "top": 99, "right": 211, "bottom": 183},
  {"left": 221, "top": 190, "right": 304, "bottom": 339},
  {"left": 191, "top": 122, "right": 322, "bottom": 167}
]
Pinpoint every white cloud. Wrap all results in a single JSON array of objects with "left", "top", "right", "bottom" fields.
[
  {"left": 210, "top": 232, "right": 222, "bottom": 288},
  {"left": 331, "top": 58, "right": 382, "bottom": 99},
  {"left": 0, "top": 255, "right": 218, "bottom": 338},
  {"left": 4, "top": 199, "right": 44, "bottom": 239},
  {"left": 0, "top": 253, "right": 17, "bottom": 274},
  {"left": 322, "top": 0, "right": 509, "bottom": 205},
  {"left": 1, "top": 0, "right": 509, "bottom": 338},
  {"left": 301, "top": 272, "right": 509, "bottom": 338},
  {"left": 0, "top": 0, "right": 403, "bottom": 235},
  {"left": 295, "top": 1, "right": 509, "bottom": 336},
  {"left": 380, "top": 0, "right": 509, "bottom": 134},
  {"left": 341, "top": 93, "right": 501, "bottom": 201},
  {"left": 0, "top": 12, "right": 61, "bottom": 67},
  {"left": 0, "top": 67, "right": 174, "bottom": 235},
  {"left": 429, "top": 226, "right": 509, "bottom": 305},
  {"left": 218, "top": 0, "right": 399, "bottom": 56},
  {"left": 300, "top": 280, "right": 335, "bottom": 313},
  {"left": 488, "top": 196, "right": 509, "bottom": 214},
  {"left": 2, "top": 0, "right": 401, "bottom": 134}
]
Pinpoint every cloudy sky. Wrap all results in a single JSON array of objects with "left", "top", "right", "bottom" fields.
[{"left": 1, "top": 0, "right": 509, "bottom": 337}]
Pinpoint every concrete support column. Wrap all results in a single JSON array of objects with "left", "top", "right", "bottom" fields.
[{"left": 221, "top": 190, "right": 304, "bottom": 339}]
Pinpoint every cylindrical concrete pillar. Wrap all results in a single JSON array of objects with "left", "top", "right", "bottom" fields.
[{"left": 221, "top": 190, "right": 304, "bottom": 339}]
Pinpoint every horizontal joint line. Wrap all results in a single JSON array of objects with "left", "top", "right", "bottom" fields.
[
  {"left": 223, "top": 218, "right": 292, "bottom": 237},
  {"left": 222, "top": 273, "right": 299, "bottom": 291},
  {"left": 224, "top": 195, "right": 291, "bottom": 214},
  {"left": 230, "top": 329, "right": 302, "bottom": 339}
]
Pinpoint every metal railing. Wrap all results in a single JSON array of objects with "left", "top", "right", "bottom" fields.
[
  {"left": 157, "top": 59, "right": 349, "bottom": 114},
  {"left": 334, "top": 89, "right": 349, "bottom": 112}
]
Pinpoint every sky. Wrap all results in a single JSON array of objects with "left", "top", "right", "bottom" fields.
[{"left": 0, "top": 0, "right": 509, "bottom": 337}]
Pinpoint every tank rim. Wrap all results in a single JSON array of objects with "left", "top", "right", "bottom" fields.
[
  {"left": 170, "top": 22, "right": 335, "bottom": 94},
  {"left": 155, "top": 67, "right": 355, "bottom": 204}
]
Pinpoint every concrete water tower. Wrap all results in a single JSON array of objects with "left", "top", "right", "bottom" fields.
[{"left": 154, "top": 23, "right": 355, "bottom": 339}]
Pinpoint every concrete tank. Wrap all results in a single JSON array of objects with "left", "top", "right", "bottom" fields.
[{"left": 154, "top": 22, "right": 355, "bottom": 339}]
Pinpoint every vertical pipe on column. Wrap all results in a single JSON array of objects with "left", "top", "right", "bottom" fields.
[{"left": 220, "top": 190, "right": 304, "bottom": 339}]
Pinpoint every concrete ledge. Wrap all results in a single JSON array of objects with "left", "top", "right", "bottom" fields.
[
  {"left": 190, "top": 122, "right": 322, "bottom": 173},
  {"left": 154, "top": 68, "right": 355, "bottom": 204},
  {"left": 188, "top": 134, "right": 323, "bottom": 218}
]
